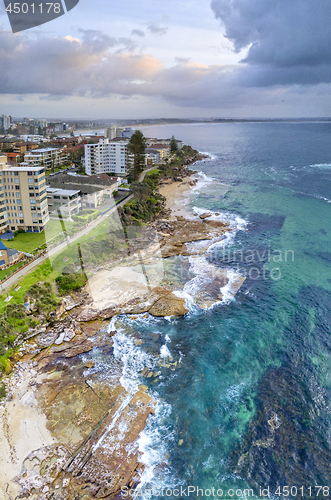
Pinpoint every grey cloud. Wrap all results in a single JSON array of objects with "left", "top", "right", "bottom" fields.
[
  {"left": 131, "top": 29, "right": 145, "bottom": 37},
  {"left": 147, "top": 24, "right": 168, "bottom": 36},
  {"left": 211, "top": 0, "right": 331, "bottom": 85},
  {"left": 174, "top": 57, "right": 190, "bottom": 64},
  {"left": 1, "top": 28, "right": 331, "bottom": 114}
]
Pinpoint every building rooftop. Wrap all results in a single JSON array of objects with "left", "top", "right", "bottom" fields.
[
  {"left": 47, "top": 187, "right": 81, "bottom": 196},
  {"left": 26, "top": 147, "right": 60, "bottom": 153},
  {"left": 148, "top": 144, "right": 170, "bottom": 149},
  {"left": 4, "top": 165, "right": 44, "bottom": 172},
  {"left": 48, "top": 182, "right": 104, "bottom": 195},
  {"left": 53, "top": 173, "right": 118, "bottom": 188}
]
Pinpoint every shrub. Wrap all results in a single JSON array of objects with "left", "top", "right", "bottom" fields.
[
  {"left": 55, "top": 272, "right": 87, "bottom": 295},
  {"left": 0, "top": 382, "right": 6, "bottom": 400},
  {"left": 18, "top": 228, "right": 25, "bottom": 233}
]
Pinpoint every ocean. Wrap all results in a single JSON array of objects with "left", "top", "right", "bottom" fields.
[{"left": 111, "top": 122, "right": 331, "bottom": 499}]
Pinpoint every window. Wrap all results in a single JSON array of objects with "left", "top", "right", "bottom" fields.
[
  {"left": 28, "top": 172, "right": 33, "bottom": 176},
  {"left": 30, "top": 199, "right": 35, "bottom": 204},
  {"left": 14, "top": 172, "right": 18, "bottom": 176},
  {"left": 15, "top": 186, "right": 20, "bottom": 190},
  {"left": 28, "top": 178, "right": 33, "bottom": 184},
  {"left": 15, "top": 178, "right": 19, "bottom": 184},
  {"left": 18, "top": 212, "right": 23, "bottom": 217},
  {"left": 29, "top": 193, "right": 34, "bottom": 197},
  {"left": 31, "top": 206, "right": 36, "bottom": 211},
  {"left": 54, "top": 196, "right": 60, "bottom": 199},
  {"left": 20, "top": 219, "right": 24, "bottom": 224}
]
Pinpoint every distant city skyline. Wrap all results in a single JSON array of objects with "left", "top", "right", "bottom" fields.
[{"left": 1, "top": 0, "right": 331, "bottom": 119}]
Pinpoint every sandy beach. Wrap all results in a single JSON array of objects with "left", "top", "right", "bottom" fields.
[{"left": 158, "top": 178, "right": 195, "bottom": 219}]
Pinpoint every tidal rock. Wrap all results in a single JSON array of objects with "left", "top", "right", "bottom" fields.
[
  {"left": 149, "top": 293, "right": 189, "bottom": 317},
  {"left": 14, "top": 445, "right": 71, "bottom": 497},
  {"left": 199, "top": 213, "right": 212, "bottom": 219}
]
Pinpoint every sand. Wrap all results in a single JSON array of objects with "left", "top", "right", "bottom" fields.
[{"left": 158, "top": 179, "right": 194, "bottom": 219}]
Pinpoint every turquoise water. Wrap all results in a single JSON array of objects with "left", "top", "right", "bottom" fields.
[{"left": 113, "top": 123, "right": 331, "bottom": 499}]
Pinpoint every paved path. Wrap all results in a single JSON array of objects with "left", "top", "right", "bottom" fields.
[
  {"left": 0, "top": 191, "right": 135, "bottom": 293},
  {"left": 0, "top": 167, "right": 157, "bottom": 292}
]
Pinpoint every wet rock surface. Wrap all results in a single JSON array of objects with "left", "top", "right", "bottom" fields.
[{"left": 10, "top": 322, "right": 156, "bottom": 500}]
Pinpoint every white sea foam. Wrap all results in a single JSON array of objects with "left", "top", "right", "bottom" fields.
[
  {"left": 309, "top": 162, "right": 331, "bottom": 169},
  {"left": 111, "top": 322, "right": 154, "bottom": 392},
  {"left": 219, "top": 269, "right": 241, "bottom": 305},
  {"left": 191, "top": 171, "right": 215, "bottom": 193},
  {"left": 172, "top": 289, "right": 195, "bottom": 312},
  {"left": 160, "top": 344, "right": 172, "bottom": 359},
  {"left": 135, "top": 401, "right": 178, "bottom": 499}
]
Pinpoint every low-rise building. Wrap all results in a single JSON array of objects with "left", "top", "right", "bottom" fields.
[
  {"left": 147, "top": 143, "right": 170, "bottom": 160},
  {"left": 14, "top": 142, "right": 39, "bottom": 154},
  {"left": 46, "top": 187, "right": 81, "bottom": 218},
  {"left": 145, "top": 148, "right": 161, "bottom": 164},
  {"left": 48, "top": 173, "right": 119, "bottom": 209},
  {"left": 24, "top": 147, "right": 68, "bottom": 169},
  {"left": 0, "top": 241, "right": 23, "bottom": 269}
]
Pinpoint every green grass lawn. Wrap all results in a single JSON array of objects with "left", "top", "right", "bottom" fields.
[
  {"left": 3, "top": 219, "right": 75, "bottom": 254},
  {"left": 0, "top": 262, "right": 23, "bottom": 281},
  {"left": 45, "top": 164, "right": 72, "bottom": 177},
  {"left": 0, "top": 259, "right": 59, "bottom": 315}
]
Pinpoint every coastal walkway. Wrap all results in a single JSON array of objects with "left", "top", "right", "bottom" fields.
[{"left": 0, "top": 167, "right": 156, "bottom": 293}]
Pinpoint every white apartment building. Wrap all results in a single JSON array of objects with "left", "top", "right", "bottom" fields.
[
  {"left": 84, "top": 138, "right": 129, "bottom": 176},
  {"left": 0, "top": 162, "right": 49, "bottom": 233},
  {"left": 38, "top": 119, "right": 48, "bottom": 128},
  {"left": 47, "top": 187, "right": 81, "bottom": 218},
  {"left": 0, "top": 156, "right": 8, "bottom": 234},
  {"left": 24, "top": 147, "right": 68, "bottom": 169},
  {"left": 1, "top": 115, "right": 11, "bottom": 130}
]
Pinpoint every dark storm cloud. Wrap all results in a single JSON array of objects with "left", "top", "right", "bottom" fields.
[{"left": 211, "top": 0, "right": 331, "bottom": 85}]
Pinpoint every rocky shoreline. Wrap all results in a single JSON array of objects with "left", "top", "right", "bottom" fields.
[{"left": 0, "top": 160, "right": 245, "bottom": 499}]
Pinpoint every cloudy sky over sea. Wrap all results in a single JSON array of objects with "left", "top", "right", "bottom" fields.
[{"left": 1, "top": 0, "right": 331, "bottom": 119}]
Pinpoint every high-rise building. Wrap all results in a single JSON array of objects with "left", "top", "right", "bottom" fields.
[
  {"left": 106, "top": 126, "right": 117, "bottom": 140},
  {"left": 38, "top": 119, "right": 48, "bottom": 128},
  {"left": 0, "top": 161, "right": 49, "bottom": 233},
  {"left": 84, "top": 138, "right": 129, "bottom": 176},
  {"left": 1, "top": 115, "right": 11, "bottom": 130},
  {"left": 0, "top": 156, "right": 9, "bottom": 235}
]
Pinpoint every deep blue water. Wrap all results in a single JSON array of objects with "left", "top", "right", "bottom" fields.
[{"left": 113, "top": 122, "right": 331, "bottom": 499}]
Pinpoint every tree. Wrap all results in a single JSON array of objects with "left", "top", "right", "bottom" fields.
[
  {"left": 128, "top": 130, "right": 146, "bottom": 181},
  {"left": 170, "top": 135, "right": 178, "bottom": 154},
  {"left": 129, "top": 181, "right": 151, "bottom": 202}
]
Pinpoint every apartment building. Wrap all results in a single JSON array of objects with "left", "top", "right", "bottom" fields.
[
  {"left": 48, "top": 173, "right": 119, "bottom": 209},
  {"left": 84, "top": 138, "right": 129, "bottom": 176},
  {"left": 47, "top": 187, "right": 81, "bottom": 218},
  {"left": 147, "top": 143, "right": 170, "bottom": 160},
  {"left": 24, "top": 147, "right": 68, "bottom": 169},
  {"left": 0, "top": 155, "right": 8, "bottom": 235},
  {"left": 0, "top": 161, "right": 49, "bottom": 233},
  {"left": 1, "top": 115, "right": 11, "bottom": 130},
  {"left": 14, "top": 142, "right": 39, "bottom": 154}
]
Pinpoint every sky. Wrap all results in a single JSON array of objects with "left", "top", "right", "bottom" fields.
[{"left": 1, "top": 0, "right": 331, "bottom": 119}]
